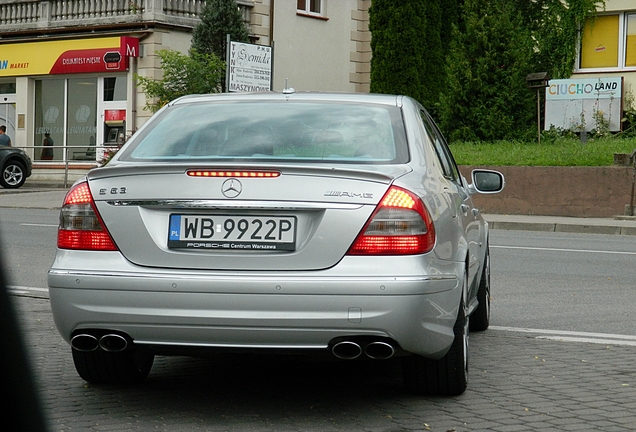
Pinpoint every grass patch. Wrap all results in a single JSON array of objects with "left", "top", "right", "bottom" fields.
[{"left": 449, "top": 136, "right": 636, "bottom": 166}]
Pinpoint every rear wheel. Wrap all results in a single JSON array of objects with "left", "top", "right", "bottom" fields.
[
  {"left": 1, "top": 160, "right": 26, "bottom": 189},
  {"left": 470, "top": 245, "right": 491, "bottom": 332},
  {"left": 403, "top": 295, "right": 469, "bottom": 396},
  {"left": 72, "top": 348, "right": 154, "bottom": 384}
]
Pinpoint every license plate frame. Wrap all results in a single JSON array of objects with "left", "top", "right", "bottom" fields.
[{"left": 168, "top": 214, "right": 297, "bottom": 251}]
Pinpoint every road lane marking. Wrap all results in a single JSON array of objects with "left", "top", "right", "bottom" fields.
[
  {"left": 20, "top": 223, "right": 58, "bottom": 227},
  {"left": 535, "top": 336, "right": 636, "bottom": 346},
  {"left": 492, "top": 245, "right": 636, "bottom": 255},
  {"left": 8, "top": 285, "right": 49, "bottom": 297},
  {"left": 490, "top": 325, "right": 636, "bottom": 346}
]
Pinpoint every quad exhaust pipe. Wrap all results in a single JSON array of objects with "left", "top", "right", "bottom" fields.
[
  {"left": 331, "top": 340, "right": 396, "bottom": 360},
  {"left": 364, "top": 341, "right": 395, "bottom": 360},
  {"left": 71, "top": 332, "right": 130, "bottom": 353}
]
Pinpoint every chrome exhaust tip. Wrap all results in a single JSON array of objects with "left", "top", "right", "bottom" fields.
[
  {"left": 71, "top": 334, "right": 99, "bottom": 352},
  {"left": 365, "top": 341, "right": 395, "bottom": 360},
  {"left": 332, "top": 341, "right": 363, "bottom": 360},
  {"left": 99, "top": 334, "right": 129, "bottom": 352}
]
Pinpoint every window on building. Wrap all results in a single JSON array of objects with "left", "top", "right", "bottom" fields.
[
  {"left": 578, "top": 13, "right": 636, "bottom": 70},
  {"left": 67, "top": 78, "right": 97, "bottom": 161},
  {"left": 297, "top": 0, "right": 322, "bottom": 15},
  {"left": 103, "top": 76, "right": 127, "bottom": 101},
  {"left": 580, "top": 15, "right": 619, "bottom": 69},
  {"left": 35, "top": 79, "right": 65, "bottom": 161},
  {"left": 626, "top": 14, "right": 636, "bottom": 67},
  {"left": 0, "top": 83, "right": 16, "bottom": 94}
]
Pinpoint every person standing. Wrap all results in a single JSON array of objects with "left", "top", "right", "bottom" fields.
[
  {"left": 0, "top": 125, "right": 11, "bottom": 147},
  {"left": 41, "top": 132, "right": 54, "bottom": 160}
]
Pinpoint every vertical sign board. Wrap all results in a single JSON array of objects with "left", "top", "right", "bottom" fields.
[
  {"left": 545, "top": 77, "right": 622, "bottom": 132},
  {"left": 227, "top": 41, "right": 273, "bottom": 92}
]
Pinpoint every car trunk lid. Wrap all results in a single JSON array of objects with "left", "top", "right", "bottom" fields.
[{"left": 88, "top": 163, "right": 410, "bottom": 271}]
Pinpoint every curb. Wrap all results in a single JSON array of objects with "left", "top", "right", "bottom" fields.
[{"left": 488, "top": 220, "right": 636, "bottom": 236}]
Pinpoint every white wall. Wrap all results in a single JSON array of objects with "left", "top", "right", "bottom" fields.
[{"left": 272, "top": 0, "right": 358, "bottom": 92}]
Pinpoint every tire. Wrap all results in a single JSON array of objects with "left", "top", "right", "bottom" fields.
[
  {"left": 72, "top": 348, "right": 154, "bottom": 385},
  {"left": 470, "top": 245, "right": 491, "bottom": 332},
  {"left": 403, "top": 291, "right": 469, "bottom": 396},
  {"left": 1, "top": 160, "right": 26, "bottom": 189}
]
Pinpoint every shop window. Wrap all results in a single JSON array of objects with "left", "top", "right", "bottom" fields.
[
  {"left": 580, "top": 15, "right": 619, "bottom": 69},
  {"left": 35, "top": 79, "right": 65, "bottom": 161},
  {"left": 67, "top": 78, "right": 97, "bottom": 161}
]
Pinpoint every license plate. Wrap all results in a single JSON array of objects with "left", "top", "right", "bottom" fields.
[{"left": 168, "top": 214, "right": 296, "bottom": 251}]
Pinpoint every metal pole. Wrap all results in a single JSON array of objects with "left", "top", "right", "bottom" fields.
[
  {"left": 630, "top": 149, "right": 636, "bottom": 216},
  {"left": 64, "top": 147, "right": 69, "bottom": 188},
  {"left": 225, "top": 34, "right": 231, "bottom": 92},
  {"left": 537, "top": 88, "right": 541, "bottom": 144}
]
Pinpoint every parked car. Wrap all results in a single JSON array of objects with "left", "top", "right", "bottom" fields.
[
  {"left": 1, "top": 147, "right": 32, "bottom": 188},
  {"left": 48, "top": 92, "right": 504, "bottom": 395}
]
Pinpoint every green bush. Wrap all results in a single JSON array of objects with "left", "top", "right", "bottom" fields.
[
  {"left": 440, "top": 0, "right": 535, "bottom": 142},
  {"left": 369, "top": 0, "right": 445, "bottom": 112}
]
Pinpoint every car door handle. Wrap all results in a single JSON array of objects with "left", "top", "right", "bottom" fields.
[
  {"left": 472, "top": 208, "right": 480, "bottom": 217},
  {"left": 460, "top": 204, "right": 470, "bottom": 215}
]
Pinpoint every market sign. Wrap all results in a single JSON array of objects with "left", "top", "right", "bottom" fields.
[
  {"left": 545, "top": 77, "right": 622, "bottom": 132},
  {"left": 227, "top": 41, "right": 272, "bottom": 92},
  {"left": 0, "top": 36, "right": 139, "bottom": 77}
]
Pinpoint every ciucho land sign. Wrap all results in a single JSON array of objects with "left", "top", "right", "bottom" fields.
[{"left": 545, "top": 77, "right": 622, "bottom": 132}]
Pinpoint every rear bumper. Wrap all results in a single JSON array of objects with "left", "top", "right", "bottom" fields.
[{"left": 48, "top": 252, "right": 462, "bottom": 359}]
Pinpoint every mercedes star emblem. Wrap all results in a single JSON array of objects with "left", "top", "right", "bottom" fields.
[{"left": 221, "top": 178, "right": 242, "bottom": 198}]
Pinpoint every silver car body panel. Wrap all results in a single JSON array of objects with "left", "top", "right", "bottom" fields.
[
  {"left": 48, "top": 92, "right": 499, "bottom": 361},
  {"left": 87, "top": 165, "right": 410, "bottom": 271},
  {"left": 49, "top": 250, "right": 462, "bottom": 358}
]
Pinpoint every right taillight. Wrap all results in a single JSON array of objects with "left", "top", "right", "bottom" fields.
[
  {"left": 57, "top": 181, "right": 118, "bottom": 251},
  {"left": 347, "top": 186, "right": 435, "bottom": 255}
]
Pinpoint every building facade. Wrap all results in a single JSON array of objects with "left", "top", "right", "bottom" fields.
[
  {"left": 0, "top": 0, "right": 371, "bottom": 182},
  {"left": 548, "top": 0, "right": 636, "bottom": 132}
]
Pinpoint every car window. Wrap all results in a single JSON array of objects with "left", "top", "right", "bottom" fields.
[
  {"left": 119, "top": 101, "right": 409, "bottom": 164},
  {"left": 419, "top": 110, "right": 460, "bottom": 182}
]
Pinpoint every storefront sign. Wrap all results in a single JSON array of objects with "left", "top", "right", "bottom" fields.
[
  {"left": 0, "top": 37, "right": 139, "bottom": 77},
  {"left": 227, "top": 41, "right": 272, "bottom": 92},
  {"left": 546, "top": 77, "right": 621, "bottom": 100},
  {"left": 545, "top": 77, "right": 622, "bottom": 132}
]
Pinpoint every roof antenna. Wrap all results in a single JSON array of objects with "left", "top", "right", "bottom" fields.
[{"left": 282, "top": 78, "right": 295, "bottom": 95}]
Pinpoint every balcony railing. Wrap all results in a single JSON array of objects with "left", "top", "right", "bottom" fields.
[{"left": 0, "top": 0, "right": 253, "bottom": 33}]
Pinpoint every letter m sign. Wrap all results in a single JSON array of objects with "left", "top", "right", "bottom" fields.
[{"left": 121, "top": 37, "right": 140, "bottom": 58}]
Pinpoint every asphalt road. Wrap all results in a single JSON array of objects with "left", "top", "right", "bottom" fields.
[
  {"left": 2, "top": 206, "right": 636, "bottom": 431},
  {"left": 490, "top": 229, "right": 636, "bottom": 336}
]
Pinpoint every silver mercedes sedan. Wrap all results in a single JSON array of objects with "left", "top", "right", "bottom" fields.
[{"left": 48, "top": 92, "right": 504, "bottom": 395}]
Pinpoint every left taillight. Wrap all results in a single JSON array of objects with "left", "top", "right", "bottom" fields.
[
  {"left": 57, "top": 181, "right": 118, "bottom": 251},
  {"left": 347, "top": 186, "right": 436, "bottom": 255}
]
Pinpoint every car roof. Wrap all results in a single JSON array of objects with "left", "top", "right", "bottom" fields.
[{"left": 170, "top": 92, "right": 405, "bottom": 107}]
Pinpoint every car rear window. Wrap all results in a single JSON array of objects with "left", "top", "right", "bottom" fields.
[{"left": 118, "top": 101, "right": 408, "bottom": 164}]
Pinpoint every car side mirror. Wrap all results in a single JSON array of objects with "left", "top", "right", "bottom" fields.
[{"left": 469, "top": 169, "right": 505, "bottom": 194}]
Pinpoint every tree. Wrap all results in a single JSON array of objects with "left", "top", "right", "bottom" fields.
[
  {"left": 192, "top": 0, "right": 250, "bottom": 61},
  {"left": 439, "top": 0, "right": 536, "bottom": 141},
  {"left": 136, "top": 49, "right": 224, "bottom": 113},
  {"left": 369, "top": 0, "right": 445, "bottom": 112},
  {"left": 518, "top": 0, "right": 605, "bottom": 79}
]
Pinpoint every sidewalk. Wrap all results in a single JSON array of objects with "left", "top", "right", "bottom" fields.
[
  {"left": 484, "top": 213, "right": 636, "bottom": 236},
  {"left": 0, "top": 186, "right": 69, "bottom": 210},
  {"left": 2, "top": 184, "right": 636, "bottom": 235}
]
